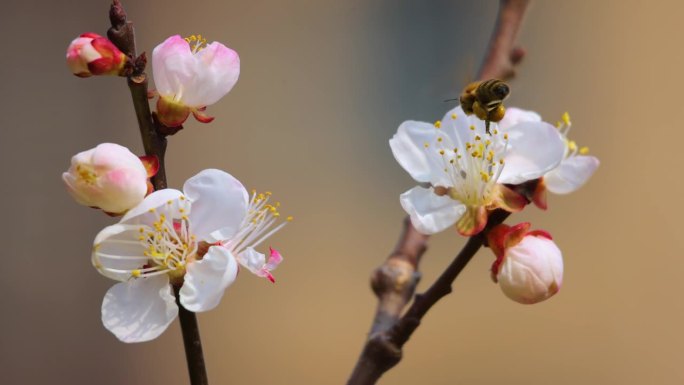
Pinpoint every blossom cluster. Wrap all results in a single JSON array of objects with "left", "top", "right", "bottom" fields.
[
  {"left": 64, "top": 33, "right": 288, "bottom": 342},
  {"left": 390, "top": 105, "right": 598, "bottom": 304}
]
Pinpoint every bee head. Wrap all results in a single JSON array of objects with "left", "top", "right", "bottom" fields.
[{"left": 493, "top": 82, "right": 510, "bottom": 99}]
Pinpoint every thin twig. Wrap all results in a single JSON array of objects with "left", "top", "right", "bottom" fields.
[
  {"left": 108, "top": 0, "right": 168, "bottom": 190},
  {"left": 347, "top": 0, "right": 531, "bottom": 383},
  {"left": 107, "top": 2, "right": 206, "bottom": 384}
]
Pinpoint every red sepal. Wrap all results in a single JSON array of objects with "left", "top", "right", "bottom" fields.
[
  {"left": 487, "top": 222, "right": 532, "bottom": 282},
  {"left": 192, "top": 109, "right": 215, "bottom": 124},
  {"left": 527, "top": 229, "right": 552, "bottom": 240},
  {"left": 139, "top": 155, "right": 160, "bottom": 178},
  {"left": 532, "top": 178, "right": 548, "bottom": 210}
]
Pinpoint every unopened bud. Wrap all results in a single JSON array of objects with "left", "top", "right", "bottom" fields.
[
  {"left": 488, "top": 223, "right": 563, "bottom": 304},
  {"left": 66, "top": 33, "right": 127, "bottom": 77},
  {"left": 62, "top": 143, "right": 149, "bottom": 214}
]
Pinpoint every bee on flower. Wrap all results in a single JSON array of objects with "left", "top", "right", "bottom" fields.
[{"left": 390, "top": 105, "right": 566, "bottom": 236}]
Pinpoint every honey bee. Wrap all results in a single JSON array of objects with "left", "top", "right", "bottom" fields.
[{"left": 458, "top": 79, "right": 510, "bottom": 134}]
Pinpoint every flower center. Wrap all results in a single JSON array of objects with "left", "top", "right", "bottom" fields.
[
  {"left": 132, "top": 198, "right": 197, "bottom": 279},
  {"left": 184, "top": 34, "right": 207, "bottom": 53},
  {"left": 427, "top": 115, "right": 508, "bottom": 207},
  {"left": 76, "top": 164, "right": 98, "bottom": 185},
  {"left": 223, "top": 190, "right": 292, "bottom": 255}
]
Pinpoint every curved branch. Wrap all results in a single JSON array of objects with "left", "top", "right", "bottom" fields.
[{"left": 347, "top": 0, "right": 531, "bottom": 383}]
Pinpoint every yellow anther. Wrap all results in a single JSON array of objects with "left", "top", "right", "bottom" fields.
[
  {"left": 167, "top": 200, "right": 172, "bottom": 205},
  {"left": 451, "top": 113, "right": 457, "bottom": 120},
  {"left": 437, "top": 137, "right": 443, "bottom": 142},
  {"left": 562, "top": 112, "right": 571, "bottom": 125},
  {"left": 179, "top": 208, "right": 185, "bottom": 213},
  {"left": 439, "top": 150, "right": 445, "bottom": 155},
  {"left": 148, "top": 208, "right": 155, "bottom": 213},
  {"left": 139, "top": 227, "right": 144, "bottom": 233},
  {"left": 556, "top": 121, "right": 562, "bottom": 128},
  {"left": 273, "top": 212, "right": 280, "bottom": 217},
  {"left": 453, "top": 148, "right": 458, "bottom": 153},
  {"left": 503, "top": 133, "right": 509, "bottom": 140},
  {"left": 138, "top": 236, "right": 145, "bottom": 241},
  {"left": 266, "top": 191, "right": 273, "bottom": 196},
  {"left": 474, "top": 135, "right": 481, "bottom": 141},
  {"left": 579, "top": 146, "right": 590, "bottom": 155},
  {"left": 180, "top": 196, "right": 185, "bottom": 200},
  {"left": 132, "top": 270, "right": 141, "bottom": 278},
  {"left": 287, "top": 216, "right": 294, "bottom": 221},
  {"left": 485, "top": 140, "right": 491, "bottom": 146},
  {"left": 424, "top": 142, "right": 429, "bottom": 148},
  {"left": 568, "top": 140, "right": 578, "bottom": 152},
  {"left": 182, "top": 215, "right": 189, "bottom": 221},
  {"left": 469, "top": 125, "right": 476, "bottom": 131},
  {"left": 471, "top": 151, "right": 480, "bottom": 158},
  {"left": 466, "top": 143, "right": 472, "bottom": 149},
  {"left": 449, "top": 159, "right": 455, "bottom": 164},
  {"left": 434, "top": 120, "right": 442, "bottom": 128},
  {"left": 457, "top": 155, "right": 462, "bottom": 159},
  {"left": 499, "top": 159, "right": 505, "bottom": 165},
  {"left": 493, "top": 129, "right": 499, "bottom": 135}
]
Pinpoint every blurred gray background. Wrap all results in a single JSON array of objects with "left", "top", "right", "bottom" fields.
[{"left": 1, "top": 0, "right": 682, "bottom": 384}]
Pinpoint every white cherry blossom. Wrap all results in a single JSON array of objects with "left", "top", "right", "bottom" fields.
[
  {"left": 152, "top": 35, "right": 240, "bottom": 126},
  {"left": 390, "top": 105, "right": 565, "bottom": 236},
  {"left": 92, "top": 169, "right": 288, "bottom": 342}
]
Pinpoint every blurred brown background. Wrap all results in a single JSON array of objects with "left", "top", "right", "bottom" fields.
[{"left": 1, "top": 0, "right": 682, "bottom": 384}]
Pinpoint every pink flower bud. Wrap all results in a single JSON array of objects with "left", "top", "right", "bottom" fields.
[
  {"left": 66, "top": 33, "right": 127, "bottom": 77},
  {"left": 62, "top": 143, "right": 149, "bottom": 215},
  {"left": 152, "top": 35, "right": 240, "bottom": 127},
  {"left": 488, "top": 223, "right": 563, "bottom": 304}
]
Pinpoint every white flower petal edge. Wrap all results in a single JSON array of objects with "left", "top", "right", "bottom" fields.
[
  {"left": 544, "top": 155, "right": 600, "bottom": 194},
  {"left": 389, "top": 120, "right": 448, "bottom": 186},
  {"left": 102, "top": 275, "right": 178, "bottom": 343},
  {"left": 184, "top": 169, "right": 249, "bottom": 242},
  {"left": 498, "top": 121, "right": 566, "bottom": 185},
  {"left": 180, "top": 246, "right": 238, "bottom": 312},
  {"left": 400, "top": 186, "right": 466, "bottom": 234}
]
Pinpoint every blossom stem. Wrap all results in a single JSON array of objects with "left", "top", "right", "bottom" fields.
[
  {"left": 175, "top": 286, "right": 210, "bottom": 385},
  {"left": 107, "top": 1, "right": 206, "bottom": 383},
  {"left": 107, "top": 0, "right": 168, "bottom": 190}
]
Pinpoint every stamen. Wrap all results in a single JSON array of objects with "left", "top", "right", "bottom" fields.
[{"left": 184, "top": 34, "right": 208, "bottom": 53}]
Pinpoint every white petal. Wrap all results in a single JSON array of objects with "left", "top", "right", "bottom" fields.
[
  {"left": 400, "top": 186, "right": 465, "bottom": 235},
  {"left": 152, "top": 36, "right": 196, "bottom": 98},
  {"left": 183, "top": 169, "right": 249, "bottom": 242},
  {"left": 179, "top": 246, "right": 238, "bottom": 312},
  {"left": 390, "top": 121, "right": 449, "bottom": 186},
  {"left": 182, "top": 42, "right": 240, "bottom": 106},
  {"left": 101, "top": 275, "right": 178, "bottom": 343},
  {"left": 92, "top": 224, "right": 149, "bottom": 281},
  {"left": 497, "top": 107, "right": 541, "bottom": 131},
  {"left": 498, "top": 121, "right": 565, "bottom": 185},
  {"left": 545, "top": 155, "right": 600, "bottom": 194},
  {"left": 236, "top": 247, "right": 266, "bottom": 276},
  {"left": 439, "top": 105, "right": 486, "bottom": 147},
  {"left": 120, "top": 189, "right": 184, "bottom": 225}
]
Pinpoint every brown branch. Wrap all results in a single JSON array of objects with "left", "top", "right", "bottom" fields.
[
  {"left": 107, "top": 2, "right": 205, "bottom": 384},
  {"left": 347, "top": 0, "right": 531, "bottom": 383},
  {"left": 108, "top": 0, "right": 168, "bottom": 190},
  {"left": 369, "top": 217, "right": 428, "bottom": 336},
  {"left": 478, "top": 0, "right": 531, "bottom": 81}
]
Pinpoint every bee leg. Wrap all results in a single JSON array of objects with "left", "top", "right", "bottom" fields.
[{"left": 485, "top": 120, "right": 491, "bottom": 135}]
